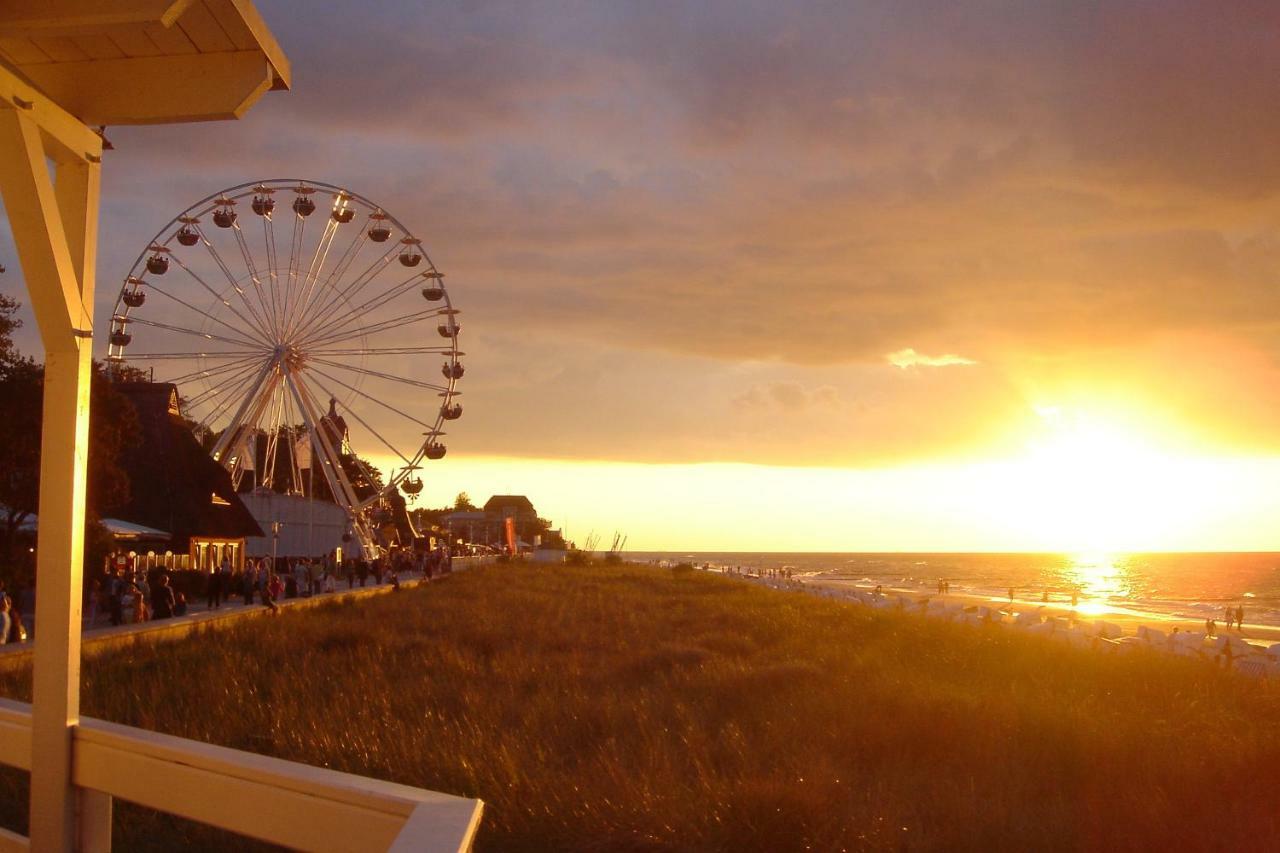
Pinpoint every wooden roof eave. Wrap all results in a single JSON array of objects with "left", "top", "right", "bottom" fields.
[{"left": 0, "top": 0, "right": 289, "bottom": 126}]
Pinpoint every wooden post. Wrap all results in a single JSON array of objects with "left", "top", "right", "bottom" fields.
[{"left": 0, "top": 109, "right": 103, "bottom": 851}]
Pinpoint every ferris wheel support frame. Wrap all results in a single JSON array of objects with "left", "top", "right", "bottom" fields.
[{"left": 283, "top": 366, "right": 378, "bottom": 556}]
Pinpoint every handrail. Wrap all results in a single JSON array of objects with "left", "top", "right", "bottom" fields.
[
  {"left": 0, "top": 700, "right": 31, "bottom": 771},
  {"left": 0, "top": 699, "right": 481, "bottom": 851}
]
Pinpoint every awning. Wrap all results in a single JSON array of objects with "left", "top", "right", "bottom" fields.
[
  {"left": 101, "top": 518, "right": 171, "bottom": 541},
  {"left": 2, "top": 508, "right": 169, "bottom": 541}
]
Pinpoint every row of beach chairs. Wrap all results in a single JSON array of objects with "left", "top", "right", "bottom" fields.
[{"left": 783, "top": 580, "right": 1280, "bottom": 679}]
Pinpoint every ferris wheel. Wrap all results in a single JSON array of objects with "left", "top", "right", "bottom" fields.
[{"left": 106, "top": 179, "right": 464, "bottom": 556}]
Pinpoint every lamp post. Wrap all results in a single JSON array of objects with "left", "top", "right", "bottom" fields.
[{"left": 271, "top": 521, "right": 282, "bottom": 580}]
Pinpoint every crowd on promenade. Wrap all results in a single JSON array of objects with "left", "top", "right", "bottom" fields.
[{"left": 84, "top": 545, "right": 454, "bottom": 629}]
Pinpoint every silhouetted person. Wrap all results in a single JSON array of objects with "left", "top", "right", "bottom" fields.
[
  {"left": 207, "top": 567, "right": 222, "bottom": 610},
  {"left": 152, "top": 574, "right": 175, "bottom": 619}
]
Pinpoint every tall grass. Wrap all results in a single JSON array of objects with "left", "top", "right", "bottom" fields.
[{"left": 2, "top": 563, "right": 1279, "bottom": 850}]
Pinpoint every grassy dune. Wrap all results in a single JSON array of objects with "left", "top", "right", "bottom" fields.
[{"left": 2, "top": 562, "right": 1280, "bottom": 850}]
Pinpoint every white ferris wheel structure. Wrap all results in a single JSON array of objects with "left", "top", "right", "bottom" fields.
[{"left": 106, "top": 179, "right": 464, "bottom": 557}]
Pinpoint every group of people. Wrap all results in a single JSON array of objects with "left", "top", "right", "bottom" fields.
[
  {"left": 93, "top": 544, "right": 456, "bottom": 627},
  {"left": 1206, "top": 605, "right": 1247, "bottom": 637},
  {"left": 89, "top": 568, "right": 187, "bottom": 627},
  {"left": 203, "top": 545, "right": 454, "bottom": 612},
  {"left": 0, "top": 591, "right": 26, "bottom": 644}
]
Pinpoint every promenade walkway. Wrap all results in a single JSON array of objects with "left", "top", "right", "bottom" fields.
[{"left": 0, "top": 556, "right": 495, "bottom": 672}]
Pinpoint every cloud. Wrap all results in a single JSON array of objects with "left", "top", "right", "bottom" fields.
[
  {"left": 732, "top": 382, "right": 840, "bottom": 410},
  {"left": 886, "top": 349, "right": 977, "bottom": 369},
  {"left": 9, "top": 1, "right": 1280, "bottom": 468}
]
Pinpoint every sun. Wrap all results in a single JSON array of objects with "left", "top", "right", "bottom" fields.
[{"left": 976, "top": 407, "right": 1230, "bottom": 553}]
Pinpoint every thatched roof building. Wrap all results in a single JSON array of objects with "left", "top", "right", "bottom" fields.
[{"left": 112, "top": 382, "right": 263, "bottom": 555}]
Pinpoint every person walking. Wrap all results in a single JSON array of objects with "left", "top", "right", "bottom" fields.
[
  {"left": 1236, "top": 605, "right": 1245, "bottom": 631},
  {"left": 207, "top": 564, "right": 223, "bottom": 610},
  {"left": 152, "top": 574, "right": 176, "bottom": 619},
  {"left": 109, "top": 569, "right": 125, "bottom": 626}
]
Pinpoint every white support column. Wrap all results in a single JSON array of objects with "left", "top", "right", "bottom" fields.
[{"left": 0, "top": 109, "right": 102, "bottom": 852}]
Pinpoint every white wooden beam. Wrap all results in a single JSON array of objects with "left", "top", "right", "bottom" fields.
[
  {"left": 0, "top": 107, "right": 98, "bottom": 853},
  {"left": 0, "top": 110, "right": 94, "bottom": 351},
  {"left": 20, "top": 50, "right": 277, "bottom": 125},
  {"left": 0, "top": 1, "right": 193, "bottom": 38},
  {"left": 0, "top": 58, "right": 103, "bottom": 164}
]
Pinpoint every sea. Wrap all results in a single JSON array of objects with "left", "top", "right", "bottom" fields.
[{"left": 623, "top": 552, "right": 1280, "bottom": 628}]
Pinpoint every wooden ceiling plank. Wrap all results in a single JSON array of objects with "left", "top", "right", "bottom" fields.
[
  {"left": 204, "top": 0, "right": 255, "bottom": 50},
  {"left": 70, "top": 34, "right": 126, "bottom": 61},
  {"left": 176, "top": 1, "right": 235, "bottom": 52},
  {"left": 108, "top": 30, "right": 164, "bottom": 59},
  {"left": 0, "top": 36, "right": 50, "bottom": 64},
  {"left": 29, "top": 36, "right": 90, "bottom": 62},
  {"left": 19, "top": 51, "right": 275, "bottom": 125},
  {"left": 141, "top": 21, "right": 197, "bottom": 55},
  {"left": 0, "top": 1, "right": 194, "bottom": 38}
]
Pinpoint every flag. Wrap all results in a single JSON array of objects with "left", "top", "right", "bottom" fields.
[
  {"left": 504, "top": 516, "right": 517, "bottom": 555},
  {"left": 295, "top": 433, "right": 312, "bottom": 469}
]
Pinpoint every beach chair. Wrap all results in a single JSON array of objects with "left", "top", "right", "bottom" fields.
[
  {"left": 1009, "top": 610, "right": 1032, "bottom": 626},
  {"left": 1140, "top": 626, "right": 1166, "bottom": 645},
  {"left": 1114, "top": 636, "right": 1146, "bottom": 654},
  {"left": 1235, "top": 658, "right": 1268, "bottom": 679},
  {"left": 1093, "top": 621, "right": 1122, "bottom": 640}
]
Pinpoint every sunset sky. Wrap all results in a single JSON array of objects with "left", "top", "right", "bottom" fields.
[{"left": 6, "top": 1, "right": 1280, "bottom": 551}]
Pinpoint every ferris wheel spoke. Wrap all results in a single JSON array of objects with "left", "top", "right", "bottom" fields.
[
  {"left": 169, "top": 253, "right": 275, "bottom": 343},
  {"left": 297, "top": 306, "right": 454, "bottom": 350},
  {"left": 309, "top": 345, "right": 459, "bottom": 356},
  {"left": 281, "top": 218, "right": 336, "bottom": 341},
  {"left": 289, "top": 242, "right": 401, "bottom": 342},
  {"left": 294, "top": 222, "right": 370, "bottom": 338},
  {"left": 120, "top": 350, "right": 262, "bottom": 360},
  {"left": 311, "top": 270, "right": 432, "bottom": 337},
  {"left": 307, "top": 357, "right": 451, "bottom": 395},
  {"left": 123, "top": 315, "right": 264, "bottom": 350},
  {"left": 231, "top": 222, "right": 265, "bottom": 309},
  {"left": 303, "top": 363, "right": 437, "bottom": 428},
  {"left": 196, "top": 225, "right": 279, "bottom": 341},
  {"left": 285, "top": 214, "right": 349, "bottom": 341},
  {"left": 165, "top": 355, "right": 265, "bottom": 387},
  {"left": 132, "top": 277, "right": 273, "bottom": 349},
  {"left": 282, "top": 206, "right": 310, "bottom": 341},
  {"left": 288, "top": 224, "right": 370, "bottom": 344},
  {"left": 185, "top": 361, "right": 266, "bottom": 424},
  {"left": 262, "top": 213, "right": 280, "bottom": 331},
  {"left": 303, "top": 371, "right": 414, "bottom": 466}
]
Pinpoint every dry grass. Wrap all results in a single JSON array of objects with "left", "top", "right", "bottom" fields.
[{"left": 2, "top": 562, "right": 1279, "bottom": 851}]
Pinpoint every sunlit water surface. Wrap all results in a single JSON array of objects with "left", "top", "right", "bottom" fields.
[{"left": 625, "top": 551, "right": 1280, "bottom": 627}]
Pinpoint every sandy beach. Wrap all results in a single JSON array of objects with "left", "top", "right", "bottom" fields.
[{"left": 782, "top": 577, "right": 1280, "bottom": 662}]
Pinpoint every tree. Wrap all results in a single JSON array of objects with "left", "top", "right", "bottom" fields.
[
  {"left": 0, "top": 298, "right": 140, "bottom": 583},
  {"left": 454, "top": 491, "right": 477, "bottom": 511}
]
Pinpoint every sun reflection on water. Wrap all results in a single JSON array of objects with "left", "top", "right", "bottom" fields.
[{"left": 1065, "top": 552, "right": 1133, "bottom": 614}]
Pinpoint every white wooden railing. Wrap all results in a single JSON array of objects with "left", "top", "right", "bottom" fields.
[{"left": 0, "top": 698, "right": 482, "bottom": 852}]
